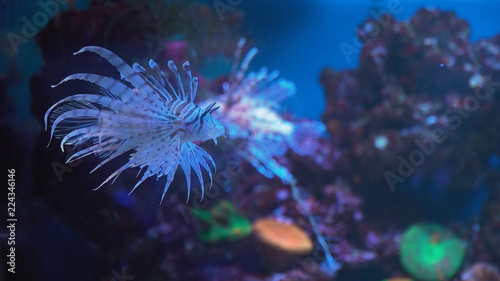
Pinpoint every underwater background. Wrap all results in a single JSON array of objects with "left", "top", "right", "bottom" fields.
[{"left": 2, "top": 0, "right": 500, "bottom": 280}]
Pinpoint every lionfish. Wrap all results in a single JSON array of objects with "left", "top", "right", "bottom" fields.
[
  {"left": 45, "top": 46, "right": 225, "bottom": 203},
  {"left": 204, "top": 39, "right": 325, "bottom": 184},
  {"left": 205, "top": 40, "right": 340, "bottom": 275}
]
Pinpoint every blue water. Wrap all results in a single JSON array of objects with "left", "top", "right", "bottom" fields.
[{"left": 2, "top": 0, "right": 500, "bottom": 121}]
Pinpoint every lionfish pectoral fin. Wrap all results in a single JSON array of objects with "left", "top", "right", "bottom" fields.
[
  {"left": 250, "top": 78, "right": 296, "bottom": 103},
  {"left": 254, "top": 133, "right": 287, "bottom": 157},
  {"left": 128, "top": 173, "right": 147, "bottom": 196},
  {"left": 159, "top": 166, "right": 177, "bottom": 205},
  {"left": 288, "top": 122, "right": 326, "bottom": 156},
  {"left": 93, "top": 166, "right": 126, "bottom": 191},
  {"left": 47, "top": 136, "right": 53, "bottom": 148},
  {"left": 243, "top": 145, "right": 295, "bottom": 185},
  {"left": 186, "top": 143, "right": 215, "bottom": 193},
  {"left": 178, "top": 143, "right": 194, "bottom": 203},
  {"left": 183, "top": 143, "right": 208, "bottom": 202},
  {"left": 238, "top": 148, "right": 274, "bottom": 179}
]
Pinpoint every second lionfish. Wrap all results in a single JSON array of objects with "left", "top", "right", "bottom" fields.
[
  {"left": 45, "top": 46, "right": 225, "bottom": 203},
  {"left": 204, "top": 39, "right": 325, "bottom": 184}
]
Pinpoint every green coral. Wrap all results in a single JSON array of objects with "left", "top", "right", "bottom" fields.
[
  {"left": 192, "top": 200, "right": 252, "bottom": 243},
  {"left": 400, "top": 222, "right": 466, "bottom": 281}
]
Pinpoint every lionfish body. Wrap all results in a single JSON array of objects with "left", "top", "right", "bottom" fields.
[
  {"left": 45, "top": 46, "right": 224, "bottom": 203},
  {"left": 204, "top": 39, "right": 325, "bottom": 184}
]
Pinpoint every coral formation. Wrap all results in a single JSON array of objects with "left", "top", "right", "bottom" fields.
[
  {"left": 192, "top": 200, "right": 252, "bottom": 243},
  {"left": 461, "top": 262, "right": 500, "bottom": 281},
  {"left": 252, "top": 218, "right": 313, "bottom": 272},
  {"left": 400, "top": 222, "right": 466, "bottom": 281}
]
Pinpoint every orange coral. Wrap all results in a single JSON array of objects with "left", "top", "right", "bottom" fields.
[{"left": 253, "top": 218, "right": 313, "bottom": 272}]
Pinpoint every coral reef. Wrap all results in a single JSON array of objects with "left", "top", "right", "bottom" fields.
[
  {"left": 320, "top": 8, "right": 500, "bottom": 223},
  {"left": 10, "top": 2, "right": 500, "bottom": 281}
]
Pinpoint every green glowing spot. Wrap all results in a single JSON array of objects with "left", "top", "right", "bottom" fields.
[
  {"left": 400, "top": 222, "right": 466, "bottom": 281},
  {"left": 192, "top": 200, "right": 252, "bottom": 243}
]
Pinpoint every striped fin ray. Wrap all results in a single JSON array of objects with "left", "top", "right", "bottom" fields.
[
  {"left": 89, "top": 143, "right": 136, "bottom": 174},
  {"left": 148, "top": 59, "right": 169, "bottom": 89},
  {"left": 239, "top": 143, "right": 295, "bottom": 185},
  {"left": 238, "top": 68, "right": 295, "bottom": 106},
  {"left": 50, "top": 109, "right": 167, "bottom": 142},
  {"left": 250, "top": 78, "right": 296, "bottom": 104},
  {"left": 181, "top": 62, "right": 198, "bottom": 103},
  {"left": 160, "top": 164, "right": 178, "bottom": 204},
  {"left": 73, "top": 47, "right": 178, "bottom": 116},
  {"left": 229, "top": 67, "right": 272, "bottom": 103},
  {"left": 167, "top": 61, "right": 186, "bottom": 100},
  {"left": 178, "top": 142, "right": 216, "bottom": 203},
  {"left": 179, "top": 144, "right": 192, "bottom": 203},
  {"left": 47, "top": 101, "right": 98, "bottom": 139},
  {"left": 50, "top": 73, "right": 173, "bottom": 118},
  {"left": 230, "top": 38, "right": 247, "bottom": 78},
  {"left": 189, "top": 143, "right": 215, "bottom": 188},
  {"left": 237, "top": 47, "right": 258, "bottom": 82},
  {"left": 128, "top": 135, "right": 181, "bottom": 195},
  {"left": 46, "top": 94, "right": 141, "bottom": 121},
  {"left": 99, "top": 86, "right": 121, "bottom": 100},
  {"left": 156, "top": 61, "right": 179, "bottom": 100},
  {"left": 66, "top": 138, "right": 122, "bottom": 164},
  {"left": 224, "top": 38, "right": 258, "bottom": 103},
  {"left": 166, "top": 61, "right": 195, "bottom": 103},
  {"left": 132, "top": 62, "right": 171, "bottom": 102},
  {"left": 253, "top": 133, "right": 288, "bottom": 157},
  {"left": 223, "top": 38, "right": 296, "bottom": 107},
  {"left": 74, "top": 46, "right": 157, "bottom": 99},
  {"left": 60, "top": 126, "right": 99, "bottom": 151}
]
